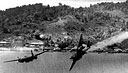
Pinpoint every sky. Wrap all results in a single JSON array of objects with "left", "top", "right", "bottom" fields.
[{"left": 0, "top": 0, "right": 126, "bottom": 10}]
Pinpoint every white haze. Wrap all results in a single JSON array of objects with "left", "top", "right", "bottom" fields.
[{"left": 0, "top": 0, "right": 126, "bottom": 10}]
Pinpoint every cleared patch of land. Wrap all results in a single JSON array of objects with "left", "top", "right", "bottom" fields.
[{"left": 89, "top": 31, "right": 128, "bottom": 51}]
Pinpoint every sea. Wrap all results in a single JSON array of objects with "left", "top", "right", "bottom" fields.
[{"left": 0, "top": 51, "right": 128, "bottom": 73}]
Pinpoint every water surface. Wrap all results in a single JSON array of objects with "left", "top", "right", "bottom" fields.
[{"left": 0, "top": 51, "right": 128, "bottom": 73}]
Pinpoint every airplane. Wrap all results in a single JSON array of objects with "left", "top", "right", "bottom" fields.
[
  {"left": 4, "top": 50, "right": 47, "bottom": 63},
  {"left": 69, "top": 34, "right": 92, "bottom": 71}
]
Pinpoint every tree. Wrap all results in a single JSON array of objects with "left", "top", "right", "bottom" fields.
[{"left": 59, "top": 3, "right": 62, "bottom": 6}]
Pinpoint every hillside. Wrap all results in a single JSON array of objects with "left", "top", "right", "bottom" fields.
[{"left": 0, "top": 1, "right": 128, "bottom": 47}]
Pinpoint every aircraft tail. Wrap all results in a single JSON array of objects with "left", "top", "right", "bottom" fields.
[
  {"left": 31, "top": 50, "right": 34, "bottom": 56},
  {"left": 87, "top": 40, "right": 91, "bottom": 48},
  {"left": 77, "top": 34, "right": 84, "bottom": 50}
]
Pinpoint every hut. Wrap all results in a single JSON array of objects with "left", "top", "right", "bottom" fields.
[
  {"left": 27, "top": 40, "right": 44, "bottom": 48},
  {"left": 0, "top": 41, "right": 11, "bottom": 47}
]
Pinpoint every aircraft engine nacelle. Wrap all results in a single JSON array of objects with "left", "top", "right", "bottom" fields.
[{"left": 34, "top": 56, "right": 37, "bottom": 59}]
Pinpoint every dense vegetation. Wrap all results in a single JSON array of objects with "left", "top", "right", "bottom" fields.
[{"left": 0, "top": 1, "right": 128, "bottom": 43}]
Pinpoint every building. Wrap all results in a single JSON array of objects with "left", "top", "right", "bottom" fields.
[
  {"left": 0, "top": 41, "right": 12, "bottom": 47},
  {"left": 26, "top": 40, "right": 44, "bottom": 48}
]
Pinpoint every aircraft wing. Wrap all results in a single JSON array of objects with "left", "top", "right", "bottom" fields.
[
  {"left": 77, "top": 34, "right": 84, "bottom": 48},
  {"left": 69, "top": 60, "right": 77, "bottom": 71},
  {"left": 35, "top": 51, "right": 47, "bottom": 56},
  {"left": 4, "top": 59, "right": 18, "bottom": 63}
]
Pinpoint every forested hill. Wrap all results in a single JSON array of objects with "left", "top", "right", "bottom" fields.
[{"left": 0, "top": 1, "right": 128, "bottom": 42}]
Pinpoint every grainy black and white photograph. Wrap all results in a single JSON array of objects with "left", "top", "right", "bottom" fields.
[{"left": 0, "top": 0, "right": 128, "bottom": 73}]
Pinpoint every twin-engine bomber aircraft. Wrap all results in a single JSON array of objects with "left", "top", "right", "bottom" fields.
[
  {"left": 69, "top": 34, "right": 92, "bottom": 71},
  {"left": 4, "top": 50, "right": 46, "bottom": 63}
]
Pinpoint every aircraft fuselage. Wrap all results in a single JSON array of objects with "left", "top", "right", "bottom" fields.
[{"left": 18, "top": 56, "right": 38, "bottom": 63}]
